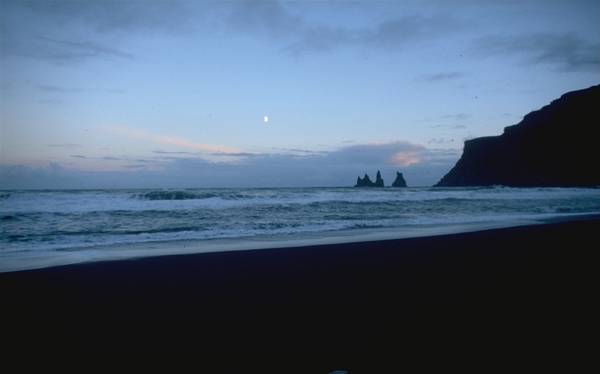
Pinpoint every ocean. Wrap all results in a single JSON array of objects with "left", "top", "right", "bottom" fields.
[{"left": 1, "top": 186, "right": 599, "bottom": 272}]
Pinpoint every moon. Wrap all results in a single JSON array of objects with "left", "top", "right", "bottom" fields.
[{"left": 263, "top": 115, "right": 269, "bottom": 124}]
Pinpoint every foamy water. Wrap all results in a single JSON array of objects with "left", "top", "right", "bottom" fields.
[{"left": 1, "top": 186, "right": 598, "bottom": 271}]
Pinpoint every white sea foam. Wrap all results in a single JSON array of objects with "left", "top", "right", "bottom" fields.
[{"left": 1, "top": 187, "right": 598, "bottom": 272}]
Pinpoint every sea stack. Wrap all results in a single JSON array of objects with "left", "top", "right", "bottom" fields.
[
  {"left": 436, "top": 84, "right": 600, "bottom": 187},
  {"left": 374, "top": 170, "right": 384, "bottom": 187},
  {"left": 355, "top": 173, "right": 373, "bottom": 187},
  {"left": 354, "top": 171, "right": 384, "bottom": 187},
  {"left": 391, "top": 172, "right": 407, "bottom": 187}
]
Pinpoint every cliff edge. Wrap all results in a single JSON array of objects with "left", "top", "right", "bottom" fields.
[{"left": 436, "top": 84, "right": 600, "bottom": 187}]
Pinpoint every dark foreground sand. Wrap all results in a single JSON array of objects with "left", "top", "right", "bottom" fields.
[{"left": 2, "top": 217, "right": 598, "bottom": 369}]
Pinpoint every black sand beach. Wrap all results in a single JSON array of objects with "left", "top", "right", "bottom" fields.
[{"left": 2, "top": 217, "right": 598, "bottom": 369}]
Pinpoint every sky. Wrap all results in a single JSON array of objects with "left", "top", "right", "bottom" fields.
[{"left": 1, "top": 0, "right": 599, "bottom": 188}]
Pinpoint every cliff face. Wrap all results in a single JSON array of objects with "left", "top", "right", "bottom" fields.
[{"left": 436, "top": 84, "right": 600, "bottom": 187}]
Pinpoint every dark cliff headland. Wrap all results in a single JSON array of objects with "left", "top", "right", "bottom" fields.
[{"left": 437, "top": 84, "right": 600, "bottom": 187}]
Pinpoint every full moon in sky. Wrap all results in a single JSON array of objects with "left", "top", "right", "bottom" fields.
[{"left": 263, "top": 115, "right": 269, "bottom": 123}]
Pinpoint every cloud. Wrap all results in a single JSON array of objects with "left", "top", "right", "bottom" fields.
[
  {"left": 46, "top": 143, "right": 82, "bottom": 148},
  {"left": 2, "top": 33, "right": 134, "bottom": 63},
  {"left": 270, "top": 147, "right": 328, "bottom": 155},
  {"left": 441, "top": 113, "right": 470, "bottom": 121},
  {"left": 428, "top": 138, "right": 456, "bottom": 145},
  {"left": 153, "top": 150, "right": 198, "bottom": 156},
  {"left": 430, "top": 113, "right": 470, "bottom": 129},
  {"left": 122, "top": 164, "right": 148, "bottom": 169},
  {"left": 110, "top": 127, "right": 241, "bottom": 155},
  {"left": 474, "top": 32, "right": 600, "bottom": 72},
  {"left": 1, "top": 1, "right": 190, "bottom": 64},
  {"left": 420, "top": 72, "right": 464, "bottom": 82},
  {"left": 431, "top": 123, "right": 468, "bottom": 129},
  {"left": 228, "top": 2, "right": 465, "bottom": 56},
  {"left": 37, "top": 84, "right": 124, "bottom": 94},
  {"left": 37, "top": 84, "right": 83, "bottom": 93},
  {"left": 2, "top": 0, "right": 467, "bottom": 63},
  {"left": 153, "top": 148, "right": 321, "bottom": 160},
  {"left": 228, "top": 1, "right": 303, "bottom": 39},
  {"left": 287, "top": 15, "right": 464, "bottom": 56},
  {"left": 365, "top": 15, "right": 462, "bottom": 47},
  {"left": 70, "top": 154, "right": 158, "bottom": 165},
  {"left": 328, "top": 141, "right": 427, "bottom": 167},
  {"left": 14, "top": 0, "right": 193, "bottom": 34},
  {"left": 228, "top": 1, "right": 351, "bottom": 55},
  {"left": 389, "top": 151, "right": 422, "bottom": 167},
  {"left": 2, "top": 141, "right": 461, "bottom": 188},
  {"left": 150, "top": 140, "right": 458, "bottom": 187},
  {"left": 210, "top": 152, "right": 265, "bottom": 158},
  {"left": 36, "top": 36, "right": 133, "bottom": 61}
]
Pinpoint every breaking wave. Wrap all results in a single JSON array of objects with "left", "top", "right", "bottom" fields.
[
  {"left": 135, "top": 190, "right": 252, "bottom": 201},
  {"left": 1, "top": 187, "right": 598, "bottom": 256}
]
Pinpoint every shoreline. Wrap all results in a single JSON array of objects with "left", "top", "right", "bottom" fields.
[
  {"left": 2, "top": 212, "right": 598, "bottom": 273},
  {"left": 2, "top": 215, "right": 598, "bottom": 361}
]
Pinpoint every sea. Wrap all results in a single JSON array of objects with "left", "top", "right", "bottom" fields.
[{"left": 1, "top": 186, "right": 599, "bottom": 272}]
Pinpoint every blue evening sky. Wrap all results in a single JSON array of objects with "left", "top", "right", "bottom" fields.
[{"left": 1, "top": 0, "right": 599, "bottom": 188}]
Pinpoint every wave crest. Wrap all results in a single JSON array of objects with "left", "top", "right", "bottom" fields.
[
  {"left": 136, "top": 190, "right": 216, "bottom": 200},
  {"left": 134, "top": 190, "right": 255, "bottom": 201}
]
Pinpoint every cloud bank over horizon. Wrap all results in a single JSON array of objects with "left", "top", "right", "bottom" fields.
[{"left": 0, "top": 140, "right": 459, "bottom": 189}]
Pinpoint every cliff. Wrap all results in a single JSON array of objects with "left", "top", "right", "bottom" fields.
[{"left": 436, "top": 84, "right": 600, "bottom": 187}]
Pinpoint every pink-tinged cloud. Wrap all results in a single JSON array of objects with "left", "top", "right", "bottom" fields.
[
  {"left": 110, "top": 127, "right": 241, "bottom": 154},
  {"left": 329, "top": 140, "right": 428, "bottom": 167},
  {"left": 389, "top": 151, "right": 422, "bottom": 166}
]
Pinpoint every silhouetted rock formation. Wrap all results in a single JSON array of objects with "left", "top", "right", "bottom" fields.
[
  {"left": 392, "top": 172, "right": 407, "bottom": 187},
  {"left": 374, "top": 170, "right": 384, "bottom": 187},
  {"left": 355, "top": 174, "right": 373, "bottom": 187},
  {"left": 436, "top": 84, "right": 600, "bottom": 187},
  {"left": 354, "top": 171, "right": 384, "bottom": 187}
]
